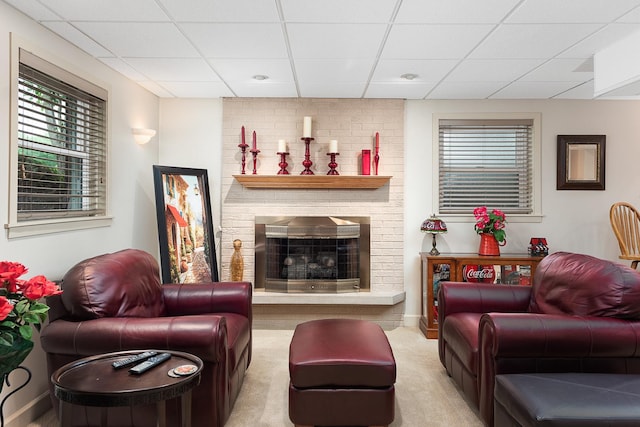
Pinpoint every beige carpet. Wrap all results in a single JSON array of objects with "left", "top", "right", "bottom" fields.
[
  {"left": 30, "top": 327, "right": 483, "bottom": 427},
  {"left": 226, "top": 327, "right": 483, "bottom": 427}
]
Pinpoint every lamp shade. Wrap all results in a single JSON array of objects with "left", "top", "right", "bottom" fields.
[
  {"left": 421, "top": 215, "right": 447, "bottom": 234},
  {"left": 133, "top": 128, "right": 156, "bottom": 144}
]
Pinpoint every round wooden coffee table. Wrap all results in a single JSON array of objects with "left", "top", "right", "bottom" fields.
[{"left": 52, "top": 350, "right": 203, "bottom": 427}]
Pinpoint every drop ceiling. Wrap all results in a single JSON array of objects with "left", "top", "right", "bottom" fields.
[{"left": 4, "top": 0, "right": 640, "bottom": 99}]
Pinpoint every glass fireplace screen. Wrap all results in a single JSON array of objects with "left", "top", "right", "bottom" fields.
[{"left": 255, "top": 216, "right": 370, "bottom": 293}]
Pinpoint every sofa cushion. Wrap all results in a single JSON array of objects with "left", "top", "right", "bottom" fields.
[
  {"left": 61, "top": 249, "right": 164, "bottom": 320},
  {"left": 529, "top": 252, "right": 640, "bottom": 319}
]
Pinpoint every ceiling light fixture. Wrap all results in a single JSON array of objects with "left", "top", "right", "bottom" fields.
[
  {"left": 253, "top": 75, "right": 269, "bottom": 81},
  {"left": 400, "top": 73, "right": 419, "bottom": 81},
  {"left": 132, "top": 128, "right": 156, "bottom": 145}
]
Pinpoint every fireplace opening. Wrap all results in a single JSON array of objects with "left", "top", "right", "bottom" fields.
[{"left": 255, "top": 216, "right": 370, "bottom": 293}]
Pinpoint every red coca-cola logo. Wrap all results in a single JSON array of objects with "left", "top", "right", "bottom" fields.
[{"left": 463, "top": 265, "right": 495, "bottom": 283}]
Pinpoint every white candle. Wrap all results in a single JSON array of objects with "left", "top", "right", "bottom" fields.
[
  {"left": 303, "top": 116, "right": 312, "bottom": 138},
  {"left": 329, "top": 139, "right": 338, "bottom": 153},
  {"left": 278, "top": 139, "right": 287, "bottom": 153}
]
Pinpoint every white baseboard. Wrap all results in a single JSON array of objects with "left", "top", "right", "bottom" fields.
[
  {"left": 403, "top": 313, "right": 420, "bottom": 328},
  {"left": 5, "top": 391, "right": 52, "bottom": 427}
]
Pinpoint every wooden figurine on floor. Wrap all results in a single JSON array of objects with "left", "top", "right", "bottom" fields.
[{"left": 231, "top": 239, "right": 244, "bottom": 281}]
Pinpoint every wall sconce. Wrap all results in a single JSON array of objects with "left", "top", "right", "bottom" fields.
[{"left": 132, "top": 128, "right": 156, "bottom": 145}]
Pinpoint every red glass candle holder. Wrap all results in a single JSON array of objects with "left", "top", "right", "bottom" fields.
[
  {"left": 277, "top": 152, "right": 290, "bottom": 175},
  {"left": 327, "top": 152, "right": 339, "bottom": 175},
  {"left": 238, "top": 143, "right": 249, "bottom": 174},
  {"left": 250, "top": 149, "right": 260, "bottom": 175},
  {"left": 300, "top": 137, "right": 314, "bottom": 175}
]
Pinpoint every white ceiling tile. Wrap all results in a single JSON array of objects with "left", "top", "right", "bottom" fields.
[
  {"left": 618, "top": 5, "right": 640, "bottom": 22},
  {"left": 382, "top": 24, "right": 494, "bottom": 59},
  {"left": 137, "top": 81, "right": 176, "bottom": 98},
  {"left": 8, "top": 0, "right": 640, "bottom": 99},
  {"left": 507, "top": 0, "right": 640, "bottom": 23},
  {"left": 520, "top": 59, "right": 593, "bottom": 82},
  {"left": 99, "top": 58, "right": 148, "bottom": 81},
  {"left": 280, "top": 0, "right": 396, "bottom": 23},
  {"left": 396, "top": 0, "right": 521, "bottom": 24},
  {"left": 287, "top": 23, "right": 386, "bottom": 59},
  {"left": 159, "top": 0, "right": 280, "bottom": 22},
  {"left": 295, "top": 59, "right": 375, "bottom": 83},
  {"left": 73, "top": 22, "right": 200, "bottom": 58},
  {"left": 447, "top": 59, "right": 545, "bottom": 82},
  {"left": 469, "top": 24, "right": 603, "bottom": 59},
  {"left": 42, "top": 22, "right": 113, "bottom": 57},
  {"left": 365, "top": 82, "right": 434, "bottom": 99},
  {"left": 158, "top": 81, "right": 235, "bottom": 98},
  {"left": 3, "top": 0, "right": 61, "bottom": 20},
  {"left": 558, "top": 23, "right": 640, "bottom": 58},
  {"left": 208, "top": 59, "right": 294, "bottom": 83},
  {"left": 427, "top": 82, "right": 509, "bottom": 99},
  {"left": 39, "top": 0, "right": 169, "bottom": 21},
  {"left": 229, "top": 82, "right": 299, "bottom": 98},
  {"left": 553, "top": 81, "right": 595, "bottom": 99},
  {"left": 298, "top": 83, "right": 366, "bottom": 98},
  {"left": 123, "top": 58, "right": 221, "bottom": 82},
  {"left": 372, "top": 59, "right": 458, "bottom": 82},
  {"left": 181, "top": 23, "right": 288, "bottom": 58},
  {"left": 491, "top": 81, "right": 583, "bottom": 98}
]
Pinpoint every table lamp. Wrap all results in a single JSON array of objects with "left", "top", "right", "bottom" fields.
[{"left": 421, "top": 214, "right": 448, "bottom": 255}]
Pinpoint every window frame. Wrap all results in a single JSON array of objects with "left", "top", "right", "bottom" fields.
[
  {"left": 432, "top": 112, "right": 542, "bottom": 224},
  {"left": 6, "top": 34, "right": 112, "bottom": 238}
]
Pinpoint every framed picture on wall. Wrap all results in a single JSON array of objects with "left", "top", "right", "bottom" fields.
[
  {"left": 557, "top": 135, "right": 606, "bottom": 190},
  {"left": 152, "top": 165, "right": 219, "bottom": 284}
]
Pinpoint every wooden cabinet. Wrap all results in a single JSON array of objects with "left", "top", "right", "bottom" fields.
[{"left": 419, "top": 253, "right": 544, "bottom": 339}]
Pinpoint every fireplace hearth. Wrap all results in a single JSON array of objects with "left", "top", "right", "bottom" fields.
[{"left": 255, "top": 216, "right": 370, "bottom": 293}]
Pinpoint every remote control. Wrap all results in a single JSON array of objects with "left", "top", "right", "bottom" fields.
[
  {"left": 112, "top": 351, "right": 158, "bottom": 370},
  {"left": 129, "top": 352, "right": 172, "bottom": 375}
]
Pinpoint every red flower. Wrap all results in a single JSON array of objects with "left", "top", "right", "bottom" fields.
[
  {"left": 20, "top": 276, "right": 62, "bottom": 300},
  {"left": 0, "top": 297, "right": 14, "bottom": 322},
  {"left": 0, "top": 262, "right": 28, "bottom": 293}
]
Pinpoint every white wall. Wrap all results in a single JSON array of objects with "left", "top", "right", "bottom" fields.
[
  {"left": 404, "top": 99, "right": 640, "bottom": 325},
  {"left": 158, "top": 98, "right": 224, "bottom": 268},
  {"left": 161, "top": 98, "right": 640, "bottom": 327},
  {"left": 0, "top": 3, "right": 160, "bottom": 423}
]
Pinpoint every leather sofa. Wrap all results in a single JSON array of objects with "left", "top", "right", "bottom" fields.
[
  {"left": 438, "top": 251, "right": 640, "bottom": 426},
  {"left": 40, "top": 248, "right": 252, "bottom": 427}
]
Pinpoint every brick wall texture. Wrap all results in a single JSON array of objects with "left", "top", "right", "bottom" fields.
[{"left": 221, "top": 98, "right": 405, "bottom": 326}]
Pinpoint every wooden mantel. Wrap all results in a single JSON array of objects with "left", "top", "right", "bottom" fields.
[{"left": 233, "top": 175, "right": 392, "bottom": 189}]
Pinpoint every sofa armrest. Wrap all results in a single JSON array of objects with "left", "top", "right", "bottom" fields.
[
  {"left": 162, "top": 282, "right": 252, "bottom": 319},
  {"left": 439, "top": 282, "right": 531, "bottom": 319},
  {"left": 477, "top": 312, "right": 640, "bottom": 425},
  {"left": 479, "top": 312, "right": 640, "bottom": 358},
  {"left": 40, "top": 315, "right": 228, "bottom": 362}
]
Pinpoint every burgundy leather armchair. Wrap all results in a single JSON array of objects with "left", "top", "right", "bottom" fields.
[
  {"left": 438, "top": 251, "right": 640, "bottom": 426},
  {"left": 40, "top": 249, "right": 252, "bottom": 427}
]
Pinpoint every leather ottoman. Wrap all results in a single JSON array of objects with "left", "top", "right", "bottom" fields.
[
  {"left": 494, "top": 373, "right": 640, "bottom": 427},
  {"left": 288, "top": 319, "right": 396, "bottom": 427}
]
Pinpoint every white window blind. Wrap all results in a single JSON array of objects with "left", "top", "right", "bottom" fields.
[
  {"left": 438, "top": 119, "right": 533, "bottom": 215},
  {"left": 17, "top": 49, "right": 107, "bottom": 222}
]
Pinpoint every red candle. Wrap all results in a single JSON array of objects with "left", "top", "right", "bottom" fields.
[
  {"left": 241, "top": 126, "right": 246, "bottom": 145},
  {"left": 252, "top": 131, "right": 257, "bottom": 150},
  {"left": 375, "top": 132, "right": 380, "bottom": 151}
]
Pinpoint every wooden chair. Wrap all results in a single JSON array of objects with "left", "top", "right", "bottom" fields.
[{"left": 609, "top": 202, "right": 640, "bottom": 269}]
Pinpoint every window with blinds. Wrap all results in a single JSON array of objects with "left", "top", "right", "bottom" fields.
[
  {"left": 17, "top": 49, "right": 107, "bottom": 222},
  {"left": 438, "top": 119, "right": 533, "bottom": 215}
]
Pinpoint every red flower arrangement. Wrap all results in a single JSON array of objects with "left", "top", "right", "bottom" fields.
[
  {"left": 473, "top": 206, "right": 507, "bottom": 243},
  {"left": 0, "top": 261, "right": 62, "bottom": 377}
]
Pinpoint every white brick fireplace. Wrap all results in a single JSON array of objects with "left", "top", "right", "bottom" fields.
[{"left": 220, "top": 98, "right": 405, "bottom": 329}]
